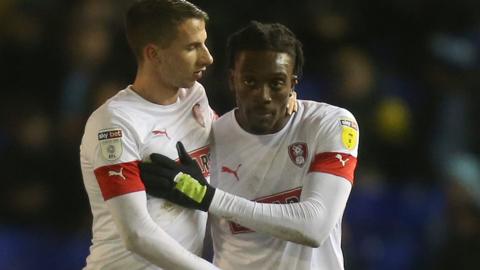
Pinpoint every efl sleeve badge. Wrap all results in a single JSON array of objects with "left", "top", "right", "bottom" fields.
[
  {"left": 340, "top": 119, "right": 358, "bottom": 150},
  {"left": 98, "top": 127, "right": 123, "bottom": 161}
]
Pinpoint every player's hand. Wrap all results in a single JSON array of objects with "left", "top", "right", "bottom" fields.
[
  {"left": 286, "top": 91, "right": 298, "bottom": 115},
  {"left": 139, "top": 141, "right": 215, "bottom": 212}
]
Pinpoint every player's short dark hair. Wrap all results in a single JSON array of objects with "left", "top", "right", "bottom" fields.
[
  {"left": 226, "top": 21, "right": 304, "bottom": 77},
  {"left": 125, "top": 0, "right": 208, "bottom": 62}
]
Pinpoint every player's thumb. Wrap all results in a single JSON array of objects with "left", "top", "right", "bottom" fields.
[{"left": 176, "top": 141, "right": 192, "bottom": 164}]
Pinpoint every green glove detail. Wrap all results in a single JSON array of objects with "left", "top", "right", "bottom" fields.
[{"left": 174, "top": 172, "right": 207, "bottom": 204}]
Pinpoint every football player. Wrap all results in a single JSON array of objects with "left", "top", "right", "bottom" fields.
[{"left": 140, "top": 21, "right": 359, "bottom": 270}]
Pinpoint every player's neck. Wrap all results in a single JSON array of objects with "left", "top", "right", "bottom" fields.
[{"left": 132, "top": 72, "right": 179, "bottom": 105}]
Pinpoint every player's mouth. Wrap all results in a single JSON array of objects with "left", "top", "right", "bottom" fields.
[
  {"left": 193, "top": 69, "right": 206, "bottom": 80},
  {"left": 252, "top": 108, "right": 275, "bottom": 120}
]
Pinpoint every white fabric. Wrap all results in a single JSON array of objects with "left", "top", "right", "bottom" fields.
[
  {"left": 80, "top": 83, "right": 218, "bottom": 269},
  {"left": 107, "top": 192, "right": 219, "bottom": 270},
  {"left": 210, "top": 173, "right": 352, "bottom": 247},
  {"left": 209, "top": 100, "right": 359, "bottom": 270}
]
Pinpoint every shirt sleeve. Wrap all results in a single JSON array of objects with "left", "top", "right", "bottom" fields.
[
  {"left": 309, "top": 107, "right": 359, "bottom": 184},
  {"left": 88, "top": 108, "right": 146, "bottom": 200},
  {"left": 107, "top": 192, "right": 220, "bottom": 270},
  {"left": 209, "top": 172, "right": 352, "bottom": 247}
]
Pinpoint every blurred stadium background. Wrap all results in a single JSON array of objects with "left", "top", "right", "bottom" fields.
[{"left": 1, "top": 0, "right": 479, "bottom": 269}]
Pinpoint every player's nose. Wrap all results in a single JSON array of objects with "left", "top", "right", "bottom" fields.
[
  {"left": 258, "top": 86, "right": 272, "bottom": 103},
  {"left": 200, "top": 44, "right": 213, "bottom": 66}
]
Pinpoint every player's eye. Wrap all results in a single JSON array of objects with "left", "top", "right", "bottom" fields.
[
  {"left": 270, "top": 79, "right": 286, "bottom": 90},
  {"left": 243, "top": 79, "right": 256, "bottom": 87},
  {"left": 186, "top": 43, "right": 200, "bottom": 51}
]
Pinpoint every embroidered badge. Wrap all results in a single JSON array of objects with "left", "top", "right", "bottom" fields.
[
  {"left": 221, "top": 164, "right": 242, "bottom": 181},
  {"left": 288, "top": 142, "right": 308, "bottom": 167},
  {"left": 340, "top": 119, "right": 358, "bottom": 150},
  {"left": 98, "top": 128, "right": 123, "bottom": 161},
  {"left": 152, "top": 129, "right": 170, "bottom": 140}
]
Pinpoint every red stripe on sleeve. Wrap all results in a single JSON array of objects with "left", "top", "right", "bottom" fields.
[
  {"left": 94, "top": 160, "right": 145, "bottom": 200},
  {"left": 308, "top": 152, "right": 357, "bottom": 183}
]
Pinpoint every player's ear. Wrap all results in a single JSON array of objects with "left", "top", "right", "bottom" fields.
[
  {"left": 144, "top": 43, "right": 161, "bottom": 63},
  {"left": 228, "top": 69, "right": 235, "bottom": 92}
]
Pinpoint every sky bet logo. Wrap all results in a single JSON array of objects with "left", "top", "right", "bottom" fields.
[{"left": 98, "top": 129, "right": 123, "bottom": 140}]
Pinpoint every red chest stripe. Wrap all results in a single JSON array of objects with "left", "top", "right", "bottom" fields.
[
  {"left": 308, "top": 152, "right": 357, "bottom": 183},
  {"left": 229, "top": 187, "right": 302, "bottom": 234},
  {"left": 94, "top": 160, "right": 145, "bottom": 200}
]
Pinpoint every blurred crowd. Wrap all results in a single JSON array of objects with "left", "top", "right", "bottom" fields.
[{"left": 1, "top": 0, "right": 479, "bottom": 269}]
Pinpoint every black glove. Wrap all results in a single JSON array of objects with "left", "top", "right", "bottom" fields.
[{"left": 139, "top": 141, "right": 215, "bottom": 212}]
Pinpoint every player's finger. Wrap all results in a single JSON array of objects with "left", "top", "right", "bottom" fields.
[
  {"left": 139, "top": 162, "right": 177, "bottom": 181},
  {"left": 141, "top": 174, "right": 173, "bottom": 189},
  {"left": 149, "top": 153, "right": 177, "bottom": 169},
  {"left": 291, "top": 91, "right": 298, "bottom": 113},
  {"left": 176, "top": 141, "right": 192, "bottom": 164},
  {"left": 286, "top": 91, "right": 297, "bottom": 115}
]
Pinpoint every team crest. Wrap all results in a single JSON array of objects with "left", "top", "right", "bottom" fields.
[
  {"left": 98, "top": 127, "right": 123, "bottom": 161},
  {"left": 288, "top": 142, "right": 308, "bottom": 167}
]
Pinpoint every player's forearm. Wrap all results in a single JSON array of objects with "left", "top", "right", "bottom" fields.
[
  {"left": 209, "top": 173, "right": 352, "bottom": 247},
  {"left": 210, "top": 189, "right": 326, "bottom": 247},
  {"left": 108, "top": 192, "right": 220, "bottom": 270},
  {"left": 121, "top": 221, "right": 217, "bottom": 270}
]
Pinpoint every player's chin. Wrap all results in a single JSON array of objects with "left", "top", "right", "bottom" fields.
[
  {"left": 182, "top": 79, "right": 197, "bottom": 89},
  {"left": 248, "top": 115, "right": 276, "bottom": 134}
]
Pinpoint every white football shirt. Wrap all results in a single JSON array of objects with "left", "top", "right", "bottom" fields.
[
  {"left": 80, "top": 82, "right": 215, "bottom": 269},
  {"left": 209, "top": 100, "right": 359, "bottom": 270}
]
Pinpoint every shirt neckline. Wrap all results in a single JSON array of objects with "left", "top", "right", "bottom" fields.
[{"left": 125, "top": 85, "right": 182, "bottom": 110}]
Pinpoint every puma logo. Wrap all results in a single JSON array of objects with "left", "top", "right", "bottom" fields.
[
  {"left": 108, "top": 167, "right": 126, "bottom": 180},
  {"left": 335, "top": 154, "right": 349, "bottom": 167},
  {"left": 221, "top": 164, "right": 242, "bottom": 181},
  {"left": 152, "top": 129, "right": 170, "bottom": 139}
]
